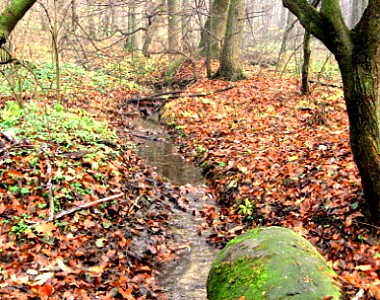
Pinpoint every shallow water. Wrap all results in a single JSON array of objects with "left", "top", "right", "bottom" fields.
[{"left": 133, "top": 118, "right": 218, "bottom": 300}]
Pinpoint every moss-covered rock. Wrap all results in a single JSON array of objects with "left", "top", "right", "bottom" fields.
[{"left": 207, "top": 226, "right": 341, "bottom": 300}]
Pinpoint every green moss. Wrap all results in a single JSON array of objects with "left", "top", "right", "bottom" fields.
[
  {"left": 207, "top": 227, "right": 341, "bottom": 300},
  {"left": 208, "top": 257, "right": 267, "bottom": 300}
]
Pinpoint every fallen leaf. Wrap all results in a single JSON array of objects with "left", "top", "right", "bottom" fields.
[
  {"left": 34, "top": 223, "right": 57, "bottom": 236},
  {"left": 33, "top": 272, "right": 54, "bottom": 285}
]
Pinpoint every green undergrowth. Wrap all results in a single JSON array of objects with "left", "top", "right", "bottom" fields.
[
  {"left": 0, "top": 100, "right": 128, "bottom": 232},
  {"left": 0, "top": 100, "right": 117, "bottom": 147},
  {"left": 0, "top": 60, "right": 146, "bottom": 97}
]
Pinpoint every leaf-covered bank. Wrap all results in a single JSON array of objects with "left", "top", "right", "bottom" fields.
[{"left": 0, "top": 61, "right": 184, "bottom": 299}]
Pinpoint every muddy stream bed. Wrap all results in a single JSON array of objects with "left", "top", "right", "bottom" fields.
[{"left": 132, "top": 118, "right": 218, "bottom": 300}]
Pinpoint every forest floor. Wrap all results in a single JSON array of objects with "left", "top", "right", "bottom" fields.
[{"left": 0, "top": 58, "right": 379, "bottom": 300}]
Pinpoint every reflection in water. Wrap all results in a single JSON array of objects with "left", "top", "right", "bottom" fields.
[
  {"left": 136, "top": 136, "right": 202, "bottom": 186},
  {"left": 133, "top": 118, "right": 217, "bottom": 300}
]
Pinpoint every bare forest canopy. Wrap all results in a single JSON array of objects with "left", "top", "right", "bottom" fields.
[{"left": 0, "top": 0, "right": 368, "bottom": 72}]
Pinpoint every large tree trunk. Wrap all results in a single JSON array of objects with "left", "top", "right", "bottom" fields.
[
  {"left": 0, "top": 0, "right": 37, "bottom": 47},
  {"left": 348, "top": 66, "right": 380, "bottom": 224},
  {"left": 199, "top": 0, "right": 229, "bottom": 59},
  {"left": 215, "top": 0, "right": 245, "bottom": 81},
  {"left": 282, "top": 0, "right": 380, "bottom": 225},
  {"left": 338, "top": 57, "right": 380, "bottom": 224},
  {"left": 338, "top": 7, "right": 380, "bottom": 224}
]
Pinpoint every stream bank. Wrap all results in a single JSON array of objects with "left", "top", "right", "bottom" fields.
[{"left": 132, "top": 117, "right": 218, "bottom": 300}]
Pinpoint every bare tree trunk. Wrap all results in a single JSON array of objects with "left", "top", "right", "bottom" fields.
[
  {"left": 125, "top": 4, "right": 143, "bottom": 52},
  {"left": 167, "top": 0, "right": 181, "bottom": 63},
  {"left": 199, "top": 0, "right": 229, "bottom": 59},
  {"left": 85, "top": 0, "right": 96, "bottom": 39},
  {"left": 276, "top": 9, "right": 297, "bottom": 68},
  {"left": 71, "top": 0, "right": 77, "bottom": 31},
  {"left": 181, "top": 0, "right": 190, "bottom": 53},
  {"left": 301, "top": 29, "right": 311, "bottom": 95},
  {"left": 215, "top": 0, "right": 245, "bottom": 81},
  {"left": 142, "top": 2, "right": 165, "bottom": 57},
  {"left": 301, "top": 0, "right": 320, "bottom": 95}
]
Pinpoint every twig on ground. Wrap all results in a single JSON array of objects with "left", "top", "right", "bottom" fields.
[
  {"left": 128, "top": 194, "right": 145, "bottom": 213},
  {"left": 53, "top": 193, "right": 124, "bottom": 220},
  {"left": 127, "top": 85, "right": 236, "bottom": 103},
  {"left": 353, "top": 220, "right": 380, "bottom": 230}
]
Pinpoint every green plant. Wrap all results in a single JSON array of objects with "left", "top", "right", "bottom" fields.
[
  {"left": 238, "top": 198, "right": 255, "bottom": 220},
  {"left": 20, "top": 187, "right": 29, "bottom": 195},
  {"left": 8, "top": 185, "right": 19, "bottom": 193},
  {"left": 11, "top": 221, "right": 31, "bottom": 235},
  {"left": 10, "top": 214, "right": 32, "bottom": 236},
  {"left": 55, "top": 220, "right": 68, "bottom": 230},
  {"left": 196, "top": 145, "right": 207, "bottom": 153},
  {"left": 38, "top": 203, "right": 47, "bottom": 209},
  {"left": 71, "top": 182, "right": 91, "bottom": 195},
  {"left": 58, "top": 187, "right": 74, "bottom": 200}
]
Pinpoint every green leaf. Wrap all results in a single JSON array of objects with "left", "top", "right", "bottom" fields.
[
  {"left": 20, "top": 187, "right": 30, "bottom": 195},
  {"left": 9, "top": 186, "right": 19, "bottom": 193},
  {"left": 95, "top": 238, "right": 107, "bottom": 248},
  {"left": 350, "top": 202, "right": 359, "bottom": 210},
  {"left": 102, "top": 221, "right": 112, "bottom": 229}
]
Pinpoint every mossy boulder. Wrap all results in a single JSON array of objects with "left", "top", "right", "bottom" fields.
[{"left": 207, "top": 226, "right": 341, "bottom": 300}]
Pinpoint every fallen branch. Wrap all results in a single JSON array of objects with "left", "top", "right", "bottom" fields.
[
  {"left": 308, "top": 80, "right": 342, "bottom": 89},
  {"left": 53, "top": 193, "right": 124, "bottom": 220},
  {"left": 127, "top": 85, "right": 236, "bottom": 103},
  {"left": 129, "top": 90, "right": 183, "bottom": 102},
  {"left": 131, "top": 132, "right": 168, "bottom": 143}
]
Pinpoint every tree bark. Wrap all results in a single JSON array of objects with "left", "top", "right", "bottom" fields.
[
  {"left": 215, "top": 0, "right": 245, "bottom": 81},
  {"left": 282, "top": 0, "right": 380, "bottom": 225},
  {"left": 167, "top": 0, "right": 181, "bottom": 63},
  {"left": 0, "top": 0, "right": 37, "bottom": 47},
  {"left": 301, "top": 0, "right": 321, "bottom": 95},
  {"left": 199, "top": 0, "right": 229, "bottom": 59},
  {"left": 301, "top": 29, "right": 311, "bottom": 95}
]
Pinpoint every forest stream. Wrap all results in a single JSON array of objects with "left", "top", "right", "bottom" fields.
[{"left": 132, "top": 117, "right": 218, "bottom": 300}]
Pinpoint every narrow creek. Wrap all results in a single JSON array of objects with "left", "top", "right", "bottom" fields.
[{"left": 132, "top": 117, "right": 218, "bottom": 300}]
